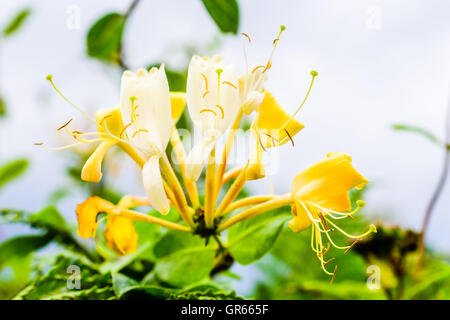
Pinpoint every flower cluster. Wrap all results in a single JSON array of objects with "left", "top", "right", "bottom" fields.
[{"left": 40, "top": 26, "right": 375, "bottom": 281}]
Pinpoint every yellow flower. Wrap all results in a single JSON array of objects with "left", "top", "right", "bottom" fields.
[
  {"left": 76, "top": 195, "right": 150, "bottom": 255},
  {"left": 170, "top": 91, "right": 187, "bottom": 121},
  {"left": 81, "top": 106, "right": 123, "bottom": 183},
  {"left": 247, "top": 91, "right": 305, "bottom": 180},
  {"left": 289, "top": 152, "right": 376, "bottom": 277}
]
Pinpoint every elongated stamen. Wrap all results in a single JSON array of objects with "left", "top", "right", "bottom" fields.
[
  {"left": 215, "top": 105, "right": 224, "bottom": 119},
  {"left": 46, "top": 75, "right": 96, "bottom": 123},
  {"left": 216, "top": 68, "right": 223, "bottom": 104},
  {"left": 241, "top": 33, "right": 251, "bottom": 70},
  {"left": 132, "top": 128, "right": 149, "bottom": 138},
  {"left": 325, "top": 218, "right": 377, "bottom": 239},
  {"left": 344, "top": 239, "right": 359, "bottom": 254},
  {"left": 284, "top": 128, "right": 294, "bottom": 147},
  {"left": 263, "top": 25, "right": 286, "bottom": 73},
  {"left": 37, "top": 140, "right": 101, "bottom": 151},
  {"left": 279, "top": 70, "right": 318, "bottom": 132}
]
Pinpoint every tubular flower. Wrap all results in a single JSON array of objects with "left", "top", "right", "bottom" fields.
[
  {"left": 76, "top": 195, "right": 150, "bottom": 255},
  {"left": 81, "top": 106, "right": 123, "bottom": 183},
  {"left": 120, "top": 66, "right": 172, "bottom": 214},
  {"left": 289, "top": 152, "right": 377, "bottom": 277},
  {"left": 185, "top": 55, "right": 239, "bottom": 181}
]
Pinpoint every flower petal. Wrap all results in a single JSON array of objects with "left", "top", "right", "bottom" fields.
[
  {"left": 292, "top": 152, "right": 368, "bottom": 211},
  {"left": 75, "top": 196, "right": 116, "bottom": 238},
  {"left": 246, "top": 144, "right": 265, "bottom": 180},
  {"left": 105, "top": 215, "right": 138, "bottom": 255},
  {"left": 187, "top": 55, "right": 239, "bottom": 136},
  {"left": 81, "top": 140, "right": 117, "bottom": 183},
  {"left": 252, "top": 91, "right": 304, "bottom": 148},
  {"left": 95, "top": 106, "right": 124, "bottom": 137},
  {"left": 142, "top": 155, "right": 170, "bottom": 214},
  {"left": 120, "top": 66, "right": 172, "bottom": 155}
]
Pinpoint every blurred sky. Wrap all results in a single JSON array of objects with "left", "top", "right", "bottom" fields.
[{"left": 0, "top": 0, "right": 449, "bottom": 257}]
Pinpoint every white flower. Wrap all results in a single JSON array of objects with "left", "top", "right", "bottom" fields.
[
  {"left": 239, "top": 66, "right": 266, "bottom": 115},
  {"left": 120, "top": 66, "right": 172, "bottom": 214},
  {"left": 185, "top": 55, "right": 239, "bottom": 181}
]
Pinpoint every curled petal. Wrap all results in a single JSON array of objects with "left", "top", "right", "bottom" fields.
[
  {"left": 81, "top": 140, "right": 117, "bottom": 183},
  {"left": 252, "top": 91, "right": 304, "bottom": 148},
  {"left": 95, "top": 106, "right": 124, "bottom": 137},
  {"left": 142, "top": 156, "right": 170, "bottom": 215},
  {"left": 75, "top": 196, "right": 116, "bottom": 238},
  {"left": 105, "top": 215, "right": 138, "bottom": 255}
]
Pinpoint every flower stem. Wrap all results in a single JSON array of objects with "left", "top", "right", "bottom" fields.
[
  {"left": 170, "top": 127, "right": 200, "bottom": 208},
  {"left": 204, "top": 147, "right": 217, "bottom": 228},
  {"left": 160, "top": 154, "right": 194, "bottom": 227},
  {"left": 120, "top": 208, "right": 191, "bottom": 232},
  {"left": 216, "top": 162, "right": 249, "bottom": 216},
  {"left": 215, "top": 110, "right": 244, "bottom": 195},
  {"left": 218, "top": 193, "right": 292, "bottom": 231},
  {"left": 223, "top": 195, "right": 277, "bottom": 214}
]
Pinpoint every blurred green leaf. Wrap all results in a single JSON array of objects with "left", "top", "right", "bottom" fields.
[
  {"left": 2, "top": 7, "right": 32, "bottom": 37},
  {"left": 228, "top": 210, "right": 290, "bottom": 265},
  {"left": 201, "top": 0, "right": 239, "bottom": 34},
  {"left": 392, "top": 124, "right": 446, "bottom": 147},
  {"left": 86, "top": 13, "right": 125, "bottom": 63},
  {"left": 14, "top": 254, "right": 114, "bottom": 300},
  {"left": 0, "top": 158, "right": 29, "bottom": 190},
  {"left": 112, "top": 272, "right": 139, "bottom": 297},
  {"left": 406, "top": 266, "right": 450, "bottom": 300},
  {"left": 296, "top": 280, "right": 385, "bottom": 300},
  {"left": 29, "top": 206, "right": 69, "bottom": 233},
  {"left": 153, "top": 231, "right": 215, "bottom": 287},
  {"left": 0, "top": 234, "right": 53, "bottom": 268},
  {"left": 0, "top": 96, "right": 6, "bottom": 118}
]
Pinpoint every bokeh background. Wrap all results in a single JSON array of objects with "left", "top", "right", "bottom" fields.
[{"left": 1, "top": 0, "right": 449, "bottom": 297}]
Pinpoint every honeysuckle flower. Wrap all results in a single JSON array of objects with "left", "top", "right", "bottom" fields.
[
  {"left": 81, "top": 106, "right": 123, "bottom": 183},
  {"left": 289, "top": 152, "right": 376, "bottom": 277},
  {"left": 246, "top": 71, "right": 318, "bottom": 181},
  {"left": 76, "top": 195, "right": 191, "bottom": 255},
  {"left": 120, "top": 66, "right": 172, "bottom": 214},
  {"left": 76, "top": 195, "right": 150, "bottom": 255},
  {"left": 185, "top": 55, "right": 239, "bottom": 181}
]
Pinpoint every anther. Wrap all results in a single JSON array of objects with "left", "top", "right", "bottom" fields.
[
  {"left": 200, "top": 108, "right": 218, "bottom": 117},
  {"left": 241, "top": 32, "right": 251, "bottom": 43},
  {"left": 344, "top": 240, "right": 359, "bottom": 254},
  {"left": 284, "top": 128, "right": 294, "bottom": 147},
  {"left": 215, "top": 105, "right": 225, "bottom": 119},
  {"left": 222, "top": 81, "right": 237, "bottom": 89},
  {"left": 330, "top": 266, "right": 338, "bottom": 284},
  {"left": 34, "top": 142, "right": 44, "bottom": 146},
  {"left": 57, "top": 118, "right": 73, "bottom": 131},
  {"left": 323, "top": 257, "right": 335, "bottom": 267}
]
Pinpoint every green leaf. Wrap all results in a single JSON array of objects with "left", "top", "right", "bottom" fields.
[
  {"left": 112, "top": 273, "right": 139, "bottom": 297},
  {"left": 392, "top": 124, "right": 446, "bottom": 147},
  {"left": 0, "top": 158, "right": 29, "bottom": 190},
  {"left": 228, "top": 210, "right": 290, "bottom": 265},
  {"left": 0, "top": 234, "right": 53, "bottom": 268},
  {"left": 14, "top": 254, "right": 113, "bottom": 300},
  {"left": 2, "top": 8, "right": 32, "bottom": 37},
  {"left": 0, "top": 96, "right": 6, "bottom": 118},
  {"left": 86, "top": 13, "right": 125, "bottom": 63},
  {"left": 406, "top": 267, "right": 450, "bottom": 300},
  {"left": 29, "top": 206, "right": 69, "bottom": 232},
  {"left": 201, "top": 0, "right": 239, "bottom": 34},
  {"left": 153, "top": 231, "right": 215, "bottom": 287}
]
